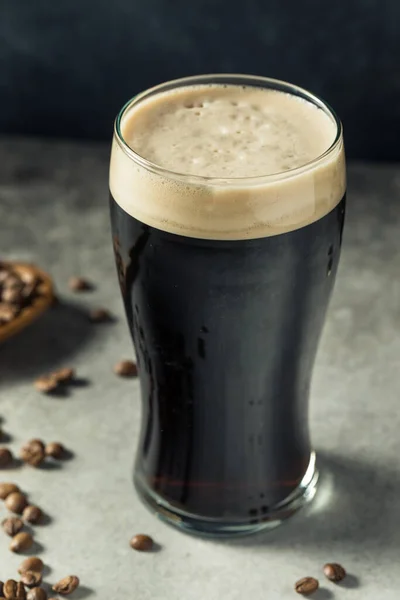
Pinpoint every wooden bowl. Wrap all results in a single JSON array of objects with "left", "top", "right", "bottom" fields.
[{"left": 0, "top": 262, "right": 55, "bottom": 344}]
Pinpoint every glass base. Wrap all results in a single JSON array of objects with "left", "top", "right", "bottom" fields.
[{"left": 135, "top": 452, "right": 318, "bottom": 538}]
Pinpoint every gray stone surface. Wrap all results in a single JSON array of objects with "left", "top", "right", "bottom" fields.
[{"left": 0, "top": 137, "right": 399, "bottom": 598}]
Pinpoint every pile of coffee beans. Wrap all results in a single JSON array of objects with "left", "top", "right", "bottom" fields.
[
  {"left": 0, "top": 263, "right": 45, "bottom": 326},
  {"left": 295, "top": 562, "right": 347, "bottom": 595},
  {"left": 0, "top": 483, "right": 80, "bottom": 598}
]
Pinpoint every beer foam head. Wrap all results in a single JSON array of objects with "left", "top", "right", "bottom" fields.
[{"left": 110, "top": 77, "right": 345, "bottom": 239}]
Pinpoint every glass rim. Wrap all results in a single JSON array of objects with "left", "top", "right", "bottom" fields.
[{"left": 114, "top": 73, "right": 343, "bottom": 186}]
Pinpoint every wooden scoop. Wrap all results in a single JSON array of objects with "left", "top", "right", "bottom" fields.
[{"left": 0, "top": 262, "right": 55, "bottom": 344}]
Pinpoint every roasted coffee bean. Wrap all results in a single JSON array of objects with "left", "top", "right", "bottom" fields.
[
  {"left": 130, "top": 533, "right": 153, "bottom": 551},
  {"left": 2, "top": 286, "right": 24, "bottom": 305},
  {"left": 10, "top": 531, "right": 34, "bottom": 552},
  {"left": 68, "top": 276, "right": 92, "bottom": 292},
  {"left": 0, "top": 447, "right": 13, "bottom": 467},
  {"left": 52, "top": 576, "right": 79, "bottom": 595},
  {"left": 53, "top": 368, "right": 74, "bottom": 383},
  {"left": 295, "top": 577, "right": 319, "bottom": 595},
  {"left": 323, "top": 562, "right": 346, "bottom": 582},
  {"left": 27, "top": 588, "right": 47, "bottom": 600},
  {"left": 34, "top": 375, "right": 59, "bottom": 394},
  {"left": 3, "top": 579, "right": 26, "bottom": 600},
  {"left": 20, "top": 439, "right": 45, "bottom": 467},
  {"left": 20, "top": 571, "right": 42, "bottom": 588},
  {"left": 45, "top": 441, "right": 65, "bottom": 459},
  {"left": 0, "top": 303, "right": 19, "bottom": 322},
  {"left": 23, "top": 505, "right": 43, "bottom": 524},
  {"left": 18, "top": 557, "right": 44, "bottom": 574},
  {"left": 5, "top": 492, "right": 28, "bottom": 513},
  {"left": 0, "top": 482, "right": 20, "bottom": 499},
  {"left": 114, "top": 360, "right": 138, "bottom": 377},
  {"left": 89, "top": 307, "right": 112, "bottom": 323},
  {"left": 2, "top": 516, "right": 24, "bottom": 536}
]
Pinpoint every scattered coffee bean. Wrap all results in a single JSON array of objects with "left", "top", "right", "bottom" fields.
[
  {"left": 2, "top": 516, "right": 24, "bottom": 536},
  {"left": 5, "top": 492, "right": 28, "bottom": 513},
  {"left": 68, "top": 276, "right": 92, "bottom": 292},
  {"left": 53, "top": 367, "right": 74, "bottom": 384},
  {"left": 4, "top": 579, "right": 26, "bottom": 600},
  {"left": 27, "top": 588, "right": 47, "bottom": 600},
  {"left": 10, "top": 531, "right": 34, "bottom": 552},
  {"left": 0, "top": 447, "right": 13, "bottom": 467},
  {"left": 20, "top": 571, "right": 42, "bottom": 588},
  {"left": 0, "top": 482, "right": 20, "bottom": 499},
  {"left": 323, "top": 562, "right": 346, "bottom": 582},
  {"left": 130, "top": 533, "right": 153, "bottom": 551},
  {"left": 18, "top": 557, "right": 44, "bottom": 574},
  {"left": 34, "top": 375, "right": 59, "bottom": 394},
  {"left": 45, "top": 442, "right": 65, "bottom": 459},
  {"left": 52, "top": 575, "right": 79, "bottom": 595},
  {"left": 114, "top": 360, "right": 138, "bottom": 377},
  {"left": 295, "top": 577, "right": 319, "bottom": 595},
  {"left": 23, "top": 505, "right": 43, "bottom": 524},
  {"left": 20, "top": 439, "right": 45, "bottom": 467},
  {"left": 89, "top": 307, "right": 112, "bottom": 323}
]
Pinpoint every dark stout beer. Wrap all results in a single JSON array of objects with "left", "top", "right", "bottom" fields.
[{"left": 109, "top": 76, "right": 346, "bottom": 535}]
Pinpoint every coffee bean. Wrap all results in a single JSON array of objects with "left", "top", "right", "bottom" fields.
[
  {"left": 0, "top": 482, "right": 20, "bottom": 499},
  {"left": 0, "top": 447, "right": 13, "bottom": 467},
  {"left": 4, "top": 579, "right": 26, "bottom": 599},
  {"left": 114, "top": 360, "right": 138, "bottom": 377},
  {"left": 89, "top": 307, "right": 112, "bottom": 323},
  {"left": 23, "top": 505, "right": 43, "bottom": 524},
  {"left": 45, "top": 442, "right": 65, "bottom": 459},
  {"left": 10, "top": 531, "right": 34, "bottom": 552},
  {"left": 323, "top": 562, "right": 346, "bottom": 582},
  {"left": 20, "top": 571, "right": 42, "bottom": 588},
  {"left": 294, "top": 577, "right": 319, "bottom": 595},
  {"left": 130, "top": 533, "right": 153, "bottom": 551},
  {"left": 2, "top": 286, "right": 24, "bottom": 305},
  {"left": 68, "top": 276, "right": 92, "bottom": 292},
  {"left": 53, "top": 368, "right": 75, "bottom": 383},
  {"left": 5, "top": 492, "right": 28, "bottom": 513},
  {"left": 27, "top": 588, "right": 47, "bottom": 600},
  {"left": 34, "top": 375, "right": 59, "bottom": 394},
  {"left": 52, "top": 575, "right": 79, "bottom": 595},
  {"left": 2, "top": 516, "right": 24, "bottom": 536},
  {"left": 0, "top": 302, "right": 19, "bottom": 322},
  {"left": 20, "top": 439, "right": 45, "bottom": 467},
  {"left": 18, "top": 557, "right": 44, "bottom": 574}
]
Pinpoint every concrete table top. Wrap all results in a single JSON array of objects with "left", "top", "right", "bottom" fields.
[{"left": 0, "top": 138, "right": 399, "bottom": 599}]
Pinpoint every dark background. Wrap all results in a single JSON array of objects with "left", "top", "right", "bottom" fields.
[{"left": 1, "top": 0, "right": 399, "bottom": 160}]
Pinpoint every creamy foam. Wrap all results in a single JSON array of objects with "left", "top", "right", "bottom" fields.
[{"left": 110, "top": 81, "right": 345, "bottom": 239}]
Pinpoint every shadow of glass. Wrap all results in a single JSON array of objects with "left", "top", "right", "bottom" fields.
[
  {"left": 0, "top": 300, "right": 100, "bottom": 384},
  {"left": 219, "top": 452, "right": 400, "bottom": 559}
]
